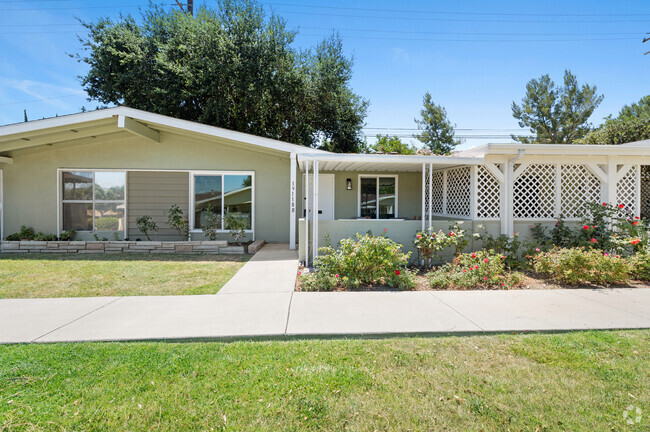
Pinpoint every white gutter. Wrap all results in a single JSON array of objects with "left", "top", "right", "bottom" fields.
[{"left": 296, "top": 153, "right": 484, "bottom": 165}]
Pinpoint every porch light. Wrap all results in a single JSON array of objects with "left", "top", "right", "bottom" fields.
[{"left": 346, "top": 178, "right": 352, "bottom": 190}]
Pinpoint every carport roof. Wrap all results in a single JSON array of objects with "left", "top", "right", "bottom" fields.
[{"left": 296, "top": 153, "right": 484, "bottom": 172}]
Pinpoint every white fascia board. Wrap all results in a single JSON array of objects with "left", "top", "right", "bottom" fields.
[
  {"left": 0, "top": 108, "right": 120, "bottom": 138},
  {"left": 481, "top": 142, "right": 650, "bottom": 156},
  {"left": 297, "top": 153, "right": 484, "bottom": 165}
]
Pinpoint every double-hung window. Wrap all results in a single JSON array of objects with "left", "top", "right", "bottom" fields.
[
  {"left": 61, "top": 170, "right": 126, "bottom": 232},
  {"left": 191, "top": 172, "right": 254, "bottom": 231},
  {"left": 359, "top": 175, "right": 397, "bottom": 219}
]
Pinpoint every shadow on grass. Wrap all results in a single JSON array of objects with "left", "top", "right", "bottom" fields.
[{"left": 0, "top": 253, "right": 250, "bottom": 263}]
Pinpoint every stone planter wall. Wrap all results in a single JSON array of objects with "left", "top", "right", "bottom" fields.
[{"left": 0, "top": 241, "right": 248, "bottom": 255}]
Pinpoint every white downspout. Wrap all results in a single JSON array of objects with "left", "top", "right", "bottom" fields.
[
  {"left": 312, "top": 160, "right": 319, "bottom": 261},
  {"left": 304, "top": 160, "right": 309, "bottom": 265},
  {"left": 421, "top": 163, "right": 425, "bottom": 232}
]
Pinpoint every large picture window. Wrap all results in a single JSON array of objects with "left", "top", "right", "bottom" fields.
[
  {"left": 359, "top": 175, "right": 397, "bottom": 219},
  {"left": 192, "top": 172, "right": 253, "bottom": 231},
  {"left": 61, "top": 171, "right": 126, "bottom": 232}
]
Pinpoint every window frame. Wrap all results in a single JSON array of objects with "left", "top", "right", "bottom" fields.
[
  {"left": 357, "top": 174, "right": 399, "bottom": 219},
  {"left": 58, "top": 169, "right": 127, "bottom": 236},
  {"left": 189, "top": 171, "right": 255, "bottom": 234}
]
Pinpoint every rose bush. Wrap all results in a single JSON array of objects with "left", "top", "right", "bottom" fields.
[{"left": 530, "top": 247, "right": 630, "bottom": 285}]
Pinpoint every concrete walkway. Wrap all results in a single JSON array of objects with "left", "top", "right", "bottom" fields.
[{"left": 0, "top": 244, "right": 648, "bottom": 343}]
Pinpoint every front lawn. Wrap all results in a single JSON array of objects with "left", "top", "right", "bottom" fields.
[
  {"left": 1, "top": 330, "right": 647, "bottom": 431},
  {"left": 0, "top": 254, "right": 248, "bottom": 298}
]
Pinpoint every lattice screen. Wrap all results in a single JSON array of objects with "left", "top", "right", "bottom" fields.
[
  {"left": 445, "top": 167, "right": 471, "bottom": 217},
  {"left": 476, "top": 165, "right": 500, "bottom": 219},
  {"left": 642, "top": 166, "right": 650, "bottom": 219},
  {"left": 430, "top": 170, "right": 444, "bottom": 214},
  {"left": 560, "top": 165, "right": 600, "bottom": 218},
  {"left": 513, "top": 164, "right": 556, "bottom": 219},
  {"left": 423, "top": 164, "right": 431, "bottom": 220},
  {"left": 617, "top": 165, "right": 638, "bottom": 215}
]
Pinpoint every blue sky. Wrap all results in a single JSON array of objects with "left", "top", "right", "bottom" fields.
[{"left": 1, "top": 0, "right": 649, "bottom": 150}]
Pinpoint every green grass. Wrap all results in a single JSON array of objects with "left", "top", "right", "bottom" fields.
[
  {"left": 0, "top": 254, "right": 249, "bottom": 298},
  {"left": 0, "top": 331, "right": 647, "bottom": 431}
]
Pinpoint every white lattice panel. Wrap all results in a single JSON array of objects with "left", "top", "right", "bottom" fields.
[
  {"left": 513, "top": 164, "right": 556, "bottom": 219},
  {"left": 476, "top": 165, "right": 500, "bottom": 219},
  {"left": 642, "top": 166, "right": 650, "bottom": 219},
  {"left": 424, "top": 164, "right": 431, "bottom": 219},
  {"left": 430, "top": 170, "right": 444, "bottom": 214},
  {"left": 445, "top": 166, "right": 471, "bottom": 217},
  {"left": 617, "top": 165, "right": 638, "bottom": 215},
  {"left": 560, "top": 165, "right": 601, "bottom": 218}
]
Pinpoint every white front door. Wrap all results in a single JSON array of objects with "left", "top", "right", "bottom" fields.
[{"left": 302, "top": 174, "right": 335, "bottom": 220}]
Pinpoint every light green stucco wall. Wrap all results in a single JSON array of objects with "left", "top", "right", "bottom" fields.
[{"left": 1, "top": 129, "right": 292, "bottom": 243}]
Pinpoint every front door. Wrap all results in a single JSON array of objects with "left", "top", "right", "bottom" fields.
[{"left": 302, "top": 174, "right": 335, "bottom": 220}]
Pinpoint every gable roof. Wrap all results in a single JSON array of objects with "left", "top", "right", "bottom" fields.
[{"left": 0, "top": 106, "right": 331, "bottom": 156}]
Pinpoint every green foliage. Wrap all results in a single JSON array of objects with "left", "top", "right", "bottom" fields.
[
  {"left": 618, "top": 95, "right": 650, "bottom": 120},
  {"left": 6, "top": 225, "right": 36, "bottom": 241},
  {"left": 33, "top": 232, "right": 58, "bottom": 241},
  {"left": 200, "top": 206, "right": 221, "bottom": 241},
  {"left": 59, "top": 230, "right": 76, "bottom": 241},
  {"left": 480, "top": 232, "right": 525, "bottom": 269},
  {"left": 530, "top": 247, "right": 630, "bottom": 285},
  {"left": 413, "top": 92, "right": 460, "bottom": 154},
  {"left": 511, "top": 70, "right": 603, "bottom": 143},
  {"left": 76, "top": 0, "right": 368, "bottom": 153},
  {"left": 300, "top": 232, "right": 415, "bottom": 290},
  {"left": 164, "top": 205, "right": 190, "bottom": 241},
  {"left": 224, "top": 213, "right": 247, "bottom": 245},
  {"left": 368, "top": 135, "right": 416, "bottom": 154},
  {"left": 414, "top": 222, "right": 480, "bottom": 268},
  {"left": 136, "top": 215, "right": 159, "bottom": 241},
  {"left": 629, "top": 250, "right": 650, "bottom": 281},
  {"left": 428, "top": 249, "right": 524, "bottom": 290},
  {"left": 578, "top": 116, "right": 650, "bottom": 144},
  {"left": 95, "top": 217, "right": 120, "bottom": 231}
]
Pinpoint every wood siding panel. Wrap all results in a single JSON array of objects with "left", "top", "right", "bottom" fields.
[{"left": 127, "top": 171, "right": 189, "bottom": 240}]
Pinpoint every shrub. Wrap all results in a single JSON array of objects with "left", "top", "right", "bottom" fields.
[
  {"left": 224, "top": 213, "right": 247, "bottom": 245},
  {"left": 59, "top": 230, "right": 76, "bottom": 241},
  {"left": 164, "top": 205, "right": 189, "bottom": 241},
  {"left": 414, "top": 221, "right": 481, "bottom": 268},
  {"left": 530, "top": 247, "right": 630, "bottom": 285},
  {"left": 481, "top": 232, "right": 525, "bottom": 269},
  {"left": 629, "top": 250, "right": 650, "bottom": 281},
  {"left": 200, "top": 206, "right": 222, "bottom": 241},
  {"left": 33, "top": 232, "right": 57, "bottom": 241},
  {"left": 300, "top": 232, "right": 415, "bottom": 290},
  {"left": 428, "top": 249, "right": 524, "bottom": 290},
  {"left": 136, "top": 215, "right": 159, "bottom": 241}
]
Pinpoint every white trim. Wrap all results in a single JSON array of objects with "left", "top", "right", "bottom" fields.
[
  {"left": 428, "top": 163, "right": 432, "bottom": 229},
  {"left": 117, "top": 115, "right": 160, "bottom": 143},
  {"left": 312, "top": 161, "right": 319, "bottom": 260},
  {"left": 289, "top": 153, "right": 296, "bottom": 250},
  {"left": 636, "top": 164, "right": 642, "bottom": 218},
  {"left": 421, "top": 163, "right": 425, "bottom": 231},
  {"left": 304, "top": 160, "right": 309, "bottom": 265},
  {"left": 58, "top": 169, "right": 127, "bottom": 234},
  {"left": 357, "top": 174, "right": 399, "bottom": 219},
  {"left": 189, "top": 170, "right": 256, "bottom": 235},
  {"left": 470, "top": 165, "right": 478, "bottom": 219}
]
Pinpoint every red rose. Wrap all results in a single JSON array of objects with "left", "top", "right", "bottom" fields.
[
  {"left": 395, "top": 270, "right": 400, "bottom": 275},
  {"left": 635, "top": 216, "right": 640, "bottom": 220},
  {"left": 416, "top": 234, "right": 421, "bottom": 239},
  {"left": 471, "top": 253, "right": 476, "bottom": 258},
  {"left": 483, "top": 258, "right": 489, "bottom": 263},
  {"left": 602, "top": 203, "right": 607, "bottom": 206},
  {"left": 618, "top": 204, "right": 625, "bottom": 209},
  {"left": 483, "top": 277, "right": 488, "bottom": 281},
  {"left": 583, "top": 225, "right": 589, "bottom": 230},
  {"left": 449, "top": 232, "right": 455, "bottom": 236},
  {"left": 590, "top": 238, "right": 597, "bottom": 243},
  {"left": 631, "top": 238, "right": 641, "bottom": 245}
]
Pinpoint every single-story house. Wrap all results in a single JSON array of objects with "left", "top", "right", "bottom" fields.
[{"left": 0, "top": 106, "right": 649, "bottom": 262}]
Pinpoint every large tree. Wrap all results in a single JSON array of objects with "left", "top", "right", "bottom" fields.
[
  {"left": 579, "top": 95, "right": 650, "bottom": 144},
  {"left": 413, "top": 92, "right": 460, "bottom": 155},
  {"left": 75, "top": 0, "right": 368, "bottom": 152},
  {"left": 511, "top": 70, "right": 603, "bottom": 144}
]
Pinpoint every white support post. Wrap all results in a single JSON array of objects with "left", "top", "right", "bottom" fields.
[
  {"left": 555, "top": 164, "right": 562, "bottom": 218},
  {"left": 312, "top": 160, "right": 319, "bottom": 261},
  {"left": 304, "top": 161, "right": 309, "bottom": 265},
  {"left": 636, "top": 165, "right": 642, "bottom": 218},
  {"left": 289, "top": 153, "right": 296, "bottom": 250},
  {"left": 0, "top": 169, "right": 3, "bottom": 241},
  {"left": 502, "top": 161, "right": 512, "bottom": 236},
  {"left": 428, "top": 163, "right": 432, "bottom": 230},
  {"left": 606, "top": 157, "right": 617, "bottom": 205},
  {"left": 421, "top": 163, "right": 425, "bottom": 231}
]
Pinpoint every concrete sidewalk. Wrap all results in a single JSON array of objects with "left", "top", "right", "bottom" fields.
[{"left": 0, "top": 244, "right": 648, "bottom": 343}]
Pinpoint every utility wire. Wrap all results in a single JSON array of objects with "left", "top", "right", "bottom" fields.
[
  {"left": 0, "top": 93, "right": 85, "bottom": 106},
  {"left": 263, "top": 2, "right": 648, "bottom": 18}
]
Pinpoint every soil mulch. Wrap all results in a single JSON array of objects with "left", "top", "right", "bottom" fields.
[{"left": 295, "top": 265, "right": 650, "bottom": 292}]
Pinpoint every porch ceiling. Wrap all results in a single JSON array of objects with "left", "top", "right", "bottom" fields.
[{"left": 296, "top": 153, "right": 484, "bottom": 172}]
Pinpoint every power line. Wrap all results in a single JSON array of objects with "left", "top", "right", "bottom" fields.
[
  {"left": 273, "top": 9, "right": 650, "bottom": 24},
  {"left": 0, "top": 93, "right": 85, "bottom": 106},
  {"left": 264, "top": 2, "right": 649, "bottom": 18},
  {"left": 298, "top": 33, "right": 638, "bottom": 43}
]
